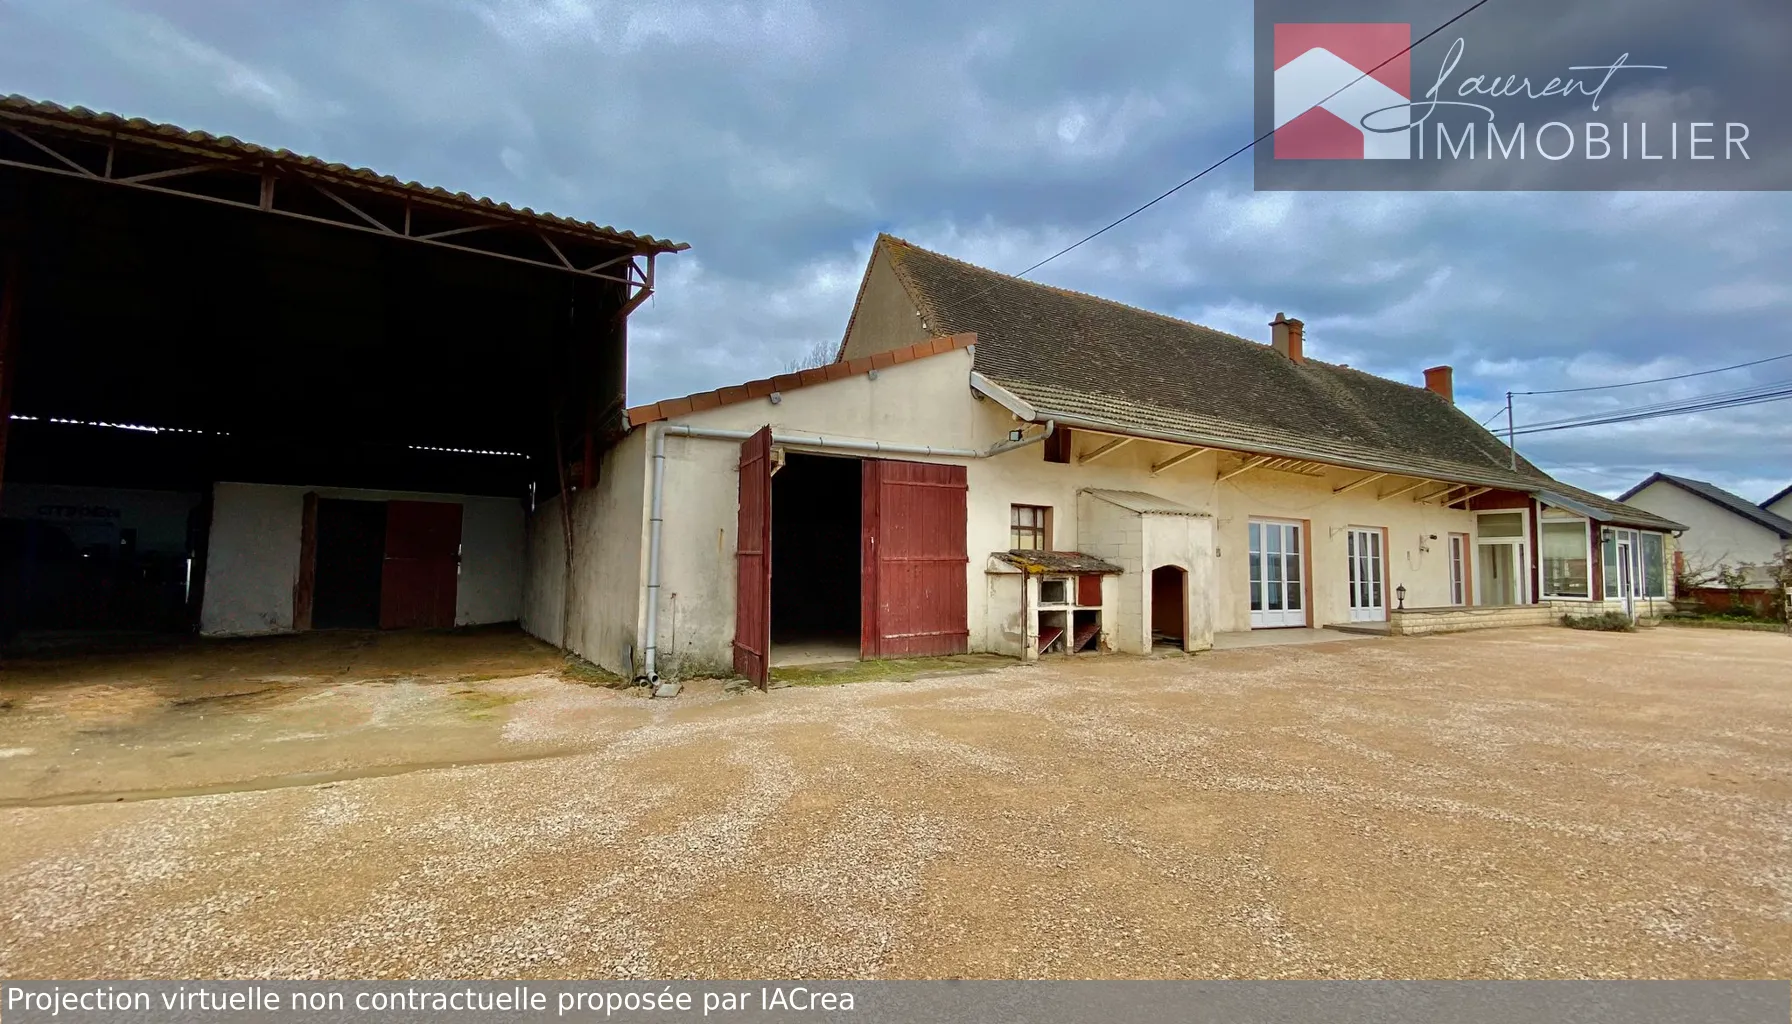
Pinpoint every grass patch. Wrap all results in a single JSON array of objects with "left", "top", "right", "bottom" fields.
[
  {"left": 1660, "top": 616, "right": 1786, "bottom": 633},
  {"left": 560, "top": 654, "right": 628, "bottom": 688},
  {"left": 1562, "top": 611, "right": 1636, "bottom": 632},
  {"left": 771, "top": 653, "right": 1012, "bottom": 687}
]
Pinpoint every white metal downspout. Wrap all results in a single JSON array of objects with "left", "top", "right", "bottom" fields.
[{"left": 638, "top": 420, "right": 1054, "bottom": 694}]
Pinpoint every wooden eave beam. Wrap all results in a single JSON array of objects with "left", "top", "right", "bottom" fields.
[
  {"left": 1447, "top": 486, "right": 1493, "bottom": 508},
  {"left": 1217, "top": 455, "right": 1271, "bottom": 483},
  {"left": 1334, "top": 471, "right": 1387, "bottom": 495},
  {"left": 1077, "top": 436, "right": 1134, "bottom": 464},
  {"left": 1150, "top": 445, "right": 1210, "bottom": 476},
  {"left": 1417, "top": 483, "right": 1466, "bottom": 503},
  {"left": 1378, "top": 478, "right": 1435, "bottom": 501}
]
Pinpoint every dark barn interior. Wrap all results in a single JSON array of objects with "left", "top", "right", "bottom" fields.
[
  {"left": 770, "top": 453, "right": 861, "bottom": 650},
  {"left": 0, "top": 98, "right": 682, "bottom": 643}
]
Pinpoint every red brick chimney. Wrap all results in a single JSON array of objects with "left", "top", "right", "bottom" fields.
[
  {"left": 1270, "top": 312, "right": 1305, "bottom": 364},
  {"left": 1423, "top": 365, "right": 1454, "bottom": 404}
]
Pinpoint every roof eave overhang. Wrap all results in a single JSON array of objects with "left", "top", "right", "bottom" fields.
[{"left": 1015, "top": 402, "right": 1541, "bottom": 494}]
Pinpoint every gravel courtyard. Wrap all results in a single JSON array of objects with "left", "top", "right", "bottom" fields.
[{"left": 2, "top": 626, "right": 1789, "bottom": 979}]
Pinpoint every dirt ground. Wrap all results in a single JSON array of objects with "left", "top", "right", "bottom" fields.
[{"left": 1, "top": 625, "right": 1789, "bottom": 979}]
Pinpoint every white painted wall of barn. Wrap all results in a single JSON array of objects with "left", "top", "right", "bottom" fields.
[{"left": 200, "top": 482, "right": 526, "bottom": 635}]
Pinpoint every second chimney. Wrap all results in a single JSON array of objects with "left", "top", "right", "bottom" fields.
[
  {"left": 1270, "top": 312, "right": 1305, "bottom": 364},
  {"left": 1423, "top": 365, "right": 1454, "bottom": 404}
]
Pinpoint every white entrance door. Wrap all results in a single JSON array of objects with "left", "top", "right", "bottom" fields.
[
  {"left": 1249, "top": 519, "right": 1306, "bottom": 628},
  {"left": 1347, "top": 527, "right": 1386, "bottom": 621}
]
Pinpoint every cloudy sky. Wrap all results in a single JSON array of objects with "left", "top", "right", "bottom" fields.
[{"left": 3, "top": 0, "right": 1787, "bottom": 501}]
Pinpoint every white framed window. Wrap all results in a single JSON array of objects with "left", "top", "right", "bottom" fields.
[{"left": 1540, "top": 511, "right": 1592, "bottom": 599}]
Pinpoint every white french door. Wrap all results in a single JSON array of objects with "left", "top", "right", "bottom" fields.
[
  {"left": 1448, "top": 534, "right": 1468, "bottom": 606},
  {"left": 1347, "top": 527, "right": 1386, "bottom": 621},
  {"left": 1249, "top": 519, "right": 1306, "bottom": 628}
]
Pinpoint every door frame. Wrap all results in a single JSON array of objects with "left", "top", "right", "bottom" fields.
[
  {"left": 1474, "top": 508, "right": 1531, "bottom": 606},
  {"left": 1247, "top": 517, "right": 1309, "bottom": 628},
  {"left": 1448, "top": 532, "right": 1472, "bottom": 606},
  {"left": 1345, "top": 525, "right": 1388, "bottom": 622}
]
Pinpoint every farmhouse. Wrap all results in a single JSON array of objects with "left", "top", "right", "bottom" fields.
[
  {"left": 541, "top": 235, "right": 1685, "bottom": 687},
  {"left": 0, "top": 96, "right": 682, "bottom": 641}
]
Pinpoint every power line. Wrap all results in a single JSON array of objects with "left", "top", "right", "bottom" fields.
[
  {"left": 1514, "top": 351, "right": 1792, "bottom": 395},
  {"left": 992, "top": 0, "right": 1497, "bottom": 283},
  {"left": 1510, "top": 385, "right": 1792, "bottom": 437},
  {"left": 1516, "top": 375, "right": 1792, "bottom": 432}
]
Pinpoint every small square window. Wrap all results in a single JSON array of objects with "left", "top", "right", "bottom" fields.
[
  {"left": 1011, "top": 504, "right": 1051, "bottom": 551},
  {"left": 1039, "top": 578, "right": 1069, "bottom": 605}
]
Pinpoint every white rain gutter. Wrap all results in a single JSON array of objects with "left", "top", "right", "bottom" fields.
[{"left": 639, "top": 419, "right": 1054, "bottom": 692}]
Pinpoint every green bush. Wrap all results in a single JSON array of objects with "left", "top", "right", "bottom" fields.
[{"left": 1561, "top": 611, "right": 1636, "bottom": 632}]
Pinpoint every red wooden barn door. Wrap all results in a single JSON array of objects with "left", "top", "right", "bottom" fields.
[
  {"left": 861, "top": 459, "right": 969, "bottom": 658},
  {"left": 379, "top": 500, "right": 462, "bottom": 629},
  {"left": 733, "top": 427, "right": 773, "bottom": 689}
]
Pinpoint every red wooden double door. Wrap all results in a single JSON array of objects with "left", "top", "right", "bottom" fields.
[
  {"left": 297, "top": 497, "right": 462, "bottom": 631},
  {"left": 733, "top": 427, "right": 968, "bottom": 687}
]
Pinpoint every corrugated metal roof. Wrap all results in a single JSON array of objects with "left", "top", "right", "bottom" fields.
[
  {"left": 0, "top": 94, "right": 688, "bottom": 253},
  {"left": 1082, "top": 489, "right": 1210, "bottom": 517}
]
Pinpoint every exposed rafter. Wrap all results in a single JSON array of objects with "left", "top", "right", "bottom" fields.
[
  {"left": 1078, "top": 436, "right": 1134, "bottom": 464},
  {"left": 0, "top": 119, "right": 664, "bottom": 307},
  {"left": 1150, "top": 445, "right": 1209, "bottom": 476},
  {"left": 1334, "top": 471, "right": 1387, "bottom": 495},
  {"left": 1217, "top": 455, "right": 1271, "bottom": 483},
  {"left": 1446, "top": 486, "right": 1493, "bottom": 508},
  {"left": 1417, "top": 483, "right": 1466, "bottom": 504},
  {"left": 1378, "top": 478, "right": 1436, "bottom": 501}
]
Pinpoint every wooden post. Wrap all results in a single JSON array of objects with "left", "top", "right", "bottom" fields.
[{"left": 0, "top": 251, "right": 19, "bottom": 507}]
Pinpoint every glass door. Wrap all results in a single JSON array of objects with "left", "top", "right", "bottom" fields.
[
  {"left": 1347, "top": 528, "right": 1386, "bottom": 621},
  {"left": 1615, "top": 535, "right": 1635, "bottom": 617},
  {"left": 1249, "top": 520, "right": 1306, "bottom": 628},
  {"left": 1448, "top": 534, "right": 1468, "bottom": 605}
]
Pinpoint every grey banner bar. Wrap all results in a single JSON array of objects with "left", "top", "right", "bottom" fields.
[{"left": 2, "top": 981, "right": 1787, "bottom": 1024}]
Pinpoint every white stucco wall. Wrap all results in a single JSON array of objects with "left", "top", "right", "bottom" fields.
[
  {"left": 1622, "top": 480, "right": 1787, "bottom": 569},
  {"left": 200, "top": 482, "right": 526, "bottom": 636},
  {"left": 616, "top": 347, "right": 1492, "bottom": 672},
  {"left": 520, "top": 431, "right": 651, "bottom": 677}
]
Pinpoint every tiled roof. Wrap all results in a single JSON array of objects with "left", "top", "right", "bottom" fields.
[
  {"left": 627, "top": 332, "right": 976, "bottom": 427},
  {"left": 1082, "top": 489, "right": 1210, "bottom": 517},
  {"left": 875, "top": 235, "right": 1679, "bottom": 524},
  {"left": 0, "top": 95, "right": 688, "bottom": 254},
  {"left": 991, "top": 550, "right": 1124, "bottom": 574},
  {"left": 1618, "top": 473, "right": 1792, "bottom": 537}
]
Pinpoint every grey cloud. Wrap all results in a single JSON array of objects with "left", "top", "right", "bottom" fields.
[{"left": 0, "top": 0, "right": 1785, "bottom": 497}]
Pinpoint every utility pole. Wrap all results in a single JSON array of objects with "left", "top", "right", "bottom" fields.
[{"left": 1506, "top": 391, "right": 1517, "bottom": 470}]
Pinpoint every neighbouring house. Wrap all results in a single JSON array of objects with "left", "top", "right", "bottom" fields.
[
  {"left": 1617, "top": 473, "right": 1792, "bottom": 599},
  {"left": 1764, "top": 482, "right": 1792, "bottom": 521},
  {"left": 528, "top": 235, "right": 1685, "bottom": 686}
]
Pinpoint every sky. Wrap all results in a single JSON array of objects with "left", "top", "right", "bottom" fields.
[{"left": 2, "top": 0, "right": 1788, "bottom": 502}]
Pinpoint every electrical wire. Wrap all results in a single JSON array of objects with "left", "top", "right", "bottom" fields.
[
  {"left": 1513, "top": 351, "right": 1792, "bottom": 395},
  {"left": 1510, "top": 385, "right": 1792, "bottom": 437},
  {"left": 955, "top": 0, "right": 1498, "bottom": 292},
  {"left": 1515, "top": 375, "right": 1792, "bottom": 432}
]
